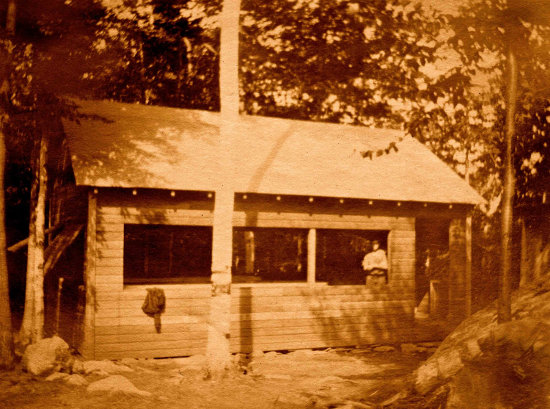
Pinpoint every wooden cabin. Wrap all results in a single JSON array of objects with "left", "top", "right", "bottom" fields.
[{"left": 60, "top": 100, "right": 482, "bottom": 360}]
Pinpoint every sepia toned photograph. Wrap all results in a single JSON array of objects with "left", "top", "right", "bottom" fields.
[{"left": 0, "top": 0, "right": 549, "bottom": 408}]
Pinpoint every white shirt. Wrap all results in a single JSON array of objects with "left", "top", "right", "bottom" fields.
[{"left": 362, "top": 248, "right": 388, "bottom": 271}]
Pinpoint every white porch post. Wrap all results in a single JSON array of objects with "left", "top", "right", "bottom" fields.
[{"left": 307, "top": 228, "right": 316, "bottom": 284}]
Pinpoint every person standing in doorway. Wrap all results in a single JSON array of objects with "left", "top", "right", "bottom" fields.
[{"left": 362, "top": 240, "right": 388, "bottom": 287}]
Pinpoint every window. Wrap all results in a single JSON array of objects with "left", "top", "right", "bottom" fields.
[
  {"left": 124, "top": 224, "right": 212, "bottom": 284},
  {"left": 316, "top": 229, "right": 389, "bottom": 285},
  {"left": 232, "top": 228, "right": 308, "bottom": 283}
]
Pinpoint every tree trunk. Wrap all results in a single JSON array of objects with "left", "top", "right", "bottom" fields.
[
  {"left": 464, "top": 148, "right": 472, "bottom": 317},
  {"left": 19, "top": 130, "right": 48, "bottom": 345},
  {"left": 175, "top": 38, "right": 191, "bottom": 105},
  {"left": 498, "top": 45, "right": 517, "bottom": 323},
  {"left": 138, "top": 39, "right": 148, "bottom": 104},
  {"left": 205, "top": 0, "right": 240, "bottom": 379},
  {"left": 0, "top": 122, "right": 14, "bottom": 369},
  {"left": 19, "top": 138, "right": 39, "bottom": 346},
  {"left": 0, "top": 0, "right": 16, "bottom": 368},
  {"left": 32, "top": 131, "right": 48, "bottom": 342}
]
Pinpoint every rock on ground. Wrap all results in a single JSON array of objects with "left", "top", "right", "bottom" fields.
[
  {"left": 22, "top": 336, "right": 73, "bottom": 376},
  {"left": 264, "top": 373, "right": 292, "bottom": 380},
  {"left": 373, "top": 346, "right": 395, "bottom": 353},
  {"left": 87, "top": 375, "right": 151, "bottom": 397},
  {"left": 83, "top": 360, "right": 134, "bottom": 375},
  {"left": 45, "top": 372, "right": 69, "bottom": 382},
  {"left": 65, "top": 374, "right": 88, "bottom": 386},
  {"left": 407, "top": 277, "right": 550, "bottom": 408},
  {"left": 71, "top": 359, "right": 85, "bottom": 374}
]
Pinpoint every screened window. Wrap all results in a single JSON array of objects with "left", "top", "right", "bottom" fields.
[
  {"left": 316, "top": 229, "right": 389, "bottom": 285},
  {"left": 123, "top": 224, "right": 212, "bottom": 284},
  {"left": 232, "top": 227, "right": 308, "bottom": 283}
]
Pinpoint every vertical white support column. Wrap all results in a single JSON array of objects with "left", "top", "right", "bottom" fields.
[{"left": 307, "top": 228, "right": 316, "bottom": 285}]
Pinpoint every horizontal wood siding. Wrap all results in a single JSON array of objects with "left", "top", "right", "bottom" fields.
[{"left": 93, "top": 195, "right": 416, "bottom": 359}]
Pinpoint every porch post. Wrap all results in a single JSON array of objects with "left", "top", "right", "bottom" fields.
[
  {"left": 307, "top": 228, "right": 316, "bottom": 284},
  {"left": 245, "top": 231, "right": 255, "bottom": 275},
  {"left": 519, "top": 217, "right": 529, "bottom": 286},
  {"left": 465, "top": 215, "right": 472, "bottom": 317},
  {"left": 448, "top": 218, "right": 467, "bottom": 325},
  {"left": 83, "top": 190, "right": 97, "bottom": 359}
]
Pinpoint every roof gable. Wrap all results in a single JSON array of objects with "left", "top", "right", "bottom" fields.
[{"left": 63, "top": 100, "right": 483, "bottom": 205}]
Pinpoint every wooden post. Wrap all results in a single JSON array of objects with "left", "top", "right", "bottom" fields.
[
  {"left": 245, "top": 231, "right": 255, "bottom": 275},
  {"left": 465, "top": 215, "right": 472, "bottom": 317},
  {"left": 82, "top": 190, "right": 96, "bottom": 359},
  {"left": 533, "top": 233, "right": 543, "bottom": 282},
  {"left": 448, "top": 218, "right": 466, "bottom": 325},
  {"left": 520, "top": 217, "right": 528, "bottom": 287},
  {"left": 307, "top": 229, "right": 316, "bottom": 285}
]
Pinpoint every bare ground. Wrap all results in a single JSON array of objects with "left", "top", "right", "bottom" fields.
[{"left": 0, "top": 348, "right": 430, "bottom": 409}]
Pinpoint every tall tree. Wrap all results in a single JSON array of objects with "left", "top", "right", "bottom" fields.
[
  {"left": 205, "top": 0, "right": 239, "bottom": 379},
  {"left": 448, "top": 0, "right": 550, "bottom": 321},
  {"left": 0, "top": 0, "right": 17, "bottom": 369},
  {"left": 500, "top": 32, "right": 517, "bottom": 322},
  {"left": 92, "top": 0, "right": 220, "bottom": 109},
  {"left": 2, "top": 0, "right": 105, "bottom": 346}
]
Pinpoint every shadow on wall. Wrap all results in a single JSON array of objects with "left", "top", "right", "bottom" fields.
[{"left": 305, "top": 282, "right": 415, "bottom": 350}]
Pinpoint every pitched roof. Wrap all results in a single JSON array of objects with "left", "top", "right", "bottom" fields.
[{"left": 63, "top": 99, "right": 482, "bottom": 205}]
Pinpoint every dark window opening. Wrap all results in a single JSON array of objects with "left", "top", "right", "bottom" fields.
[
  {"left": 232, "top": 227, "right": 308, "bottom": 283},
  {"left": 316, "top": 229, "right": 389, "bottom": 285},
  {"left": 124, "top": 224, "right": 212, "bottom": 284}
]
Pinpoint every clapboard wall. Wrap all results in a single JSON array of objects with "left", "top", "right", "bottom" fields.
[{"left": 86, "top": 190, "right": 418, "bottom": 360}]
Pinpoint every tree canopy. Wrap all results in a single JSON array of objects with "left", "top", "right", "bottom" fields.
[{"left": 240, "top": 0, "right": 454, "bottom": 126}]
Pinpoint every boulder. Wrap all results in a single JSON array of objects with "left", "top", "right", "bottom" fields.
[
  {"left": 400, "top": 343, "right": 421, "bottom": 354},
  {"left": 478, "top": 318, "right": 550, "bottom": 359},
  {"left": 436, "top": 349, "right": 462, "bottom": 380},
  {"left": 250, "top": 350, "right": 264, "bottom": 360},
  {"left": 409, "top": 277, "right": 550, "bottom": 408},
  {"left": 318, "top": 375, "right": 346, "bottom": 384},
  {"left": 171, "top": 354, "right": 205, "bottom": 368},
  {"left": 83, "top": 360, "right": 134, "bottom": 375},
  {"left": 461, "top": 339, "right": 482, "bottom": 361},
  {"left": 373, "top": 345, "right": 395, "bottom": 353},
  {"left": 275, "top": 391, "right": 316, "bottom": 407},
  {"left": 87, "top": 375, "right": 151, "bottom": 396},
  {"left": 45, "top": 372, "right": 69, "bottom": 382},
  {"left": 71, "top": 359, "right": 85, "bottom": 374},
  {"left": 166, "top": 375, "right": 184, "bottom": 385},
  {"left": 264, "top": 373, "right": 292, "bottom": 380},
  {"left": 414, "top": 360, "right": 439, "bottom": 395},
  {"left": 22, "top": 336, "right": 72, "bottom": 376},
  {"left": 65, "top": 374, "right": 88, "bottom": 386}
]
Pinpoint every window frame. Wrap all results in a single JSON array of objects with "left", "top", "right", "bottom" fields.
[{"left": 123, "top": 223, "right": 213, "bottom": 285}]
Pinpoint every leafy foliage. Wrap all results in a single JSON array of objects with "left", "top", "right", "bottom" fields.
[
  {"left": 446, "top": 0, "right": 550, "bottom": 206},
  {"left": 240, "top": 0, "right": 450, "bottom": 127},
  {"left": 90, "top": 0, "right": 221, "bottom": 110}
]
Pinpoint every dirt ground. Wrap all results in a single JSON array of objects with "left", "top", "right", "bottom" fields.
[{"left": 0, "top": 347, "right": 431, "bottom": 409}]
